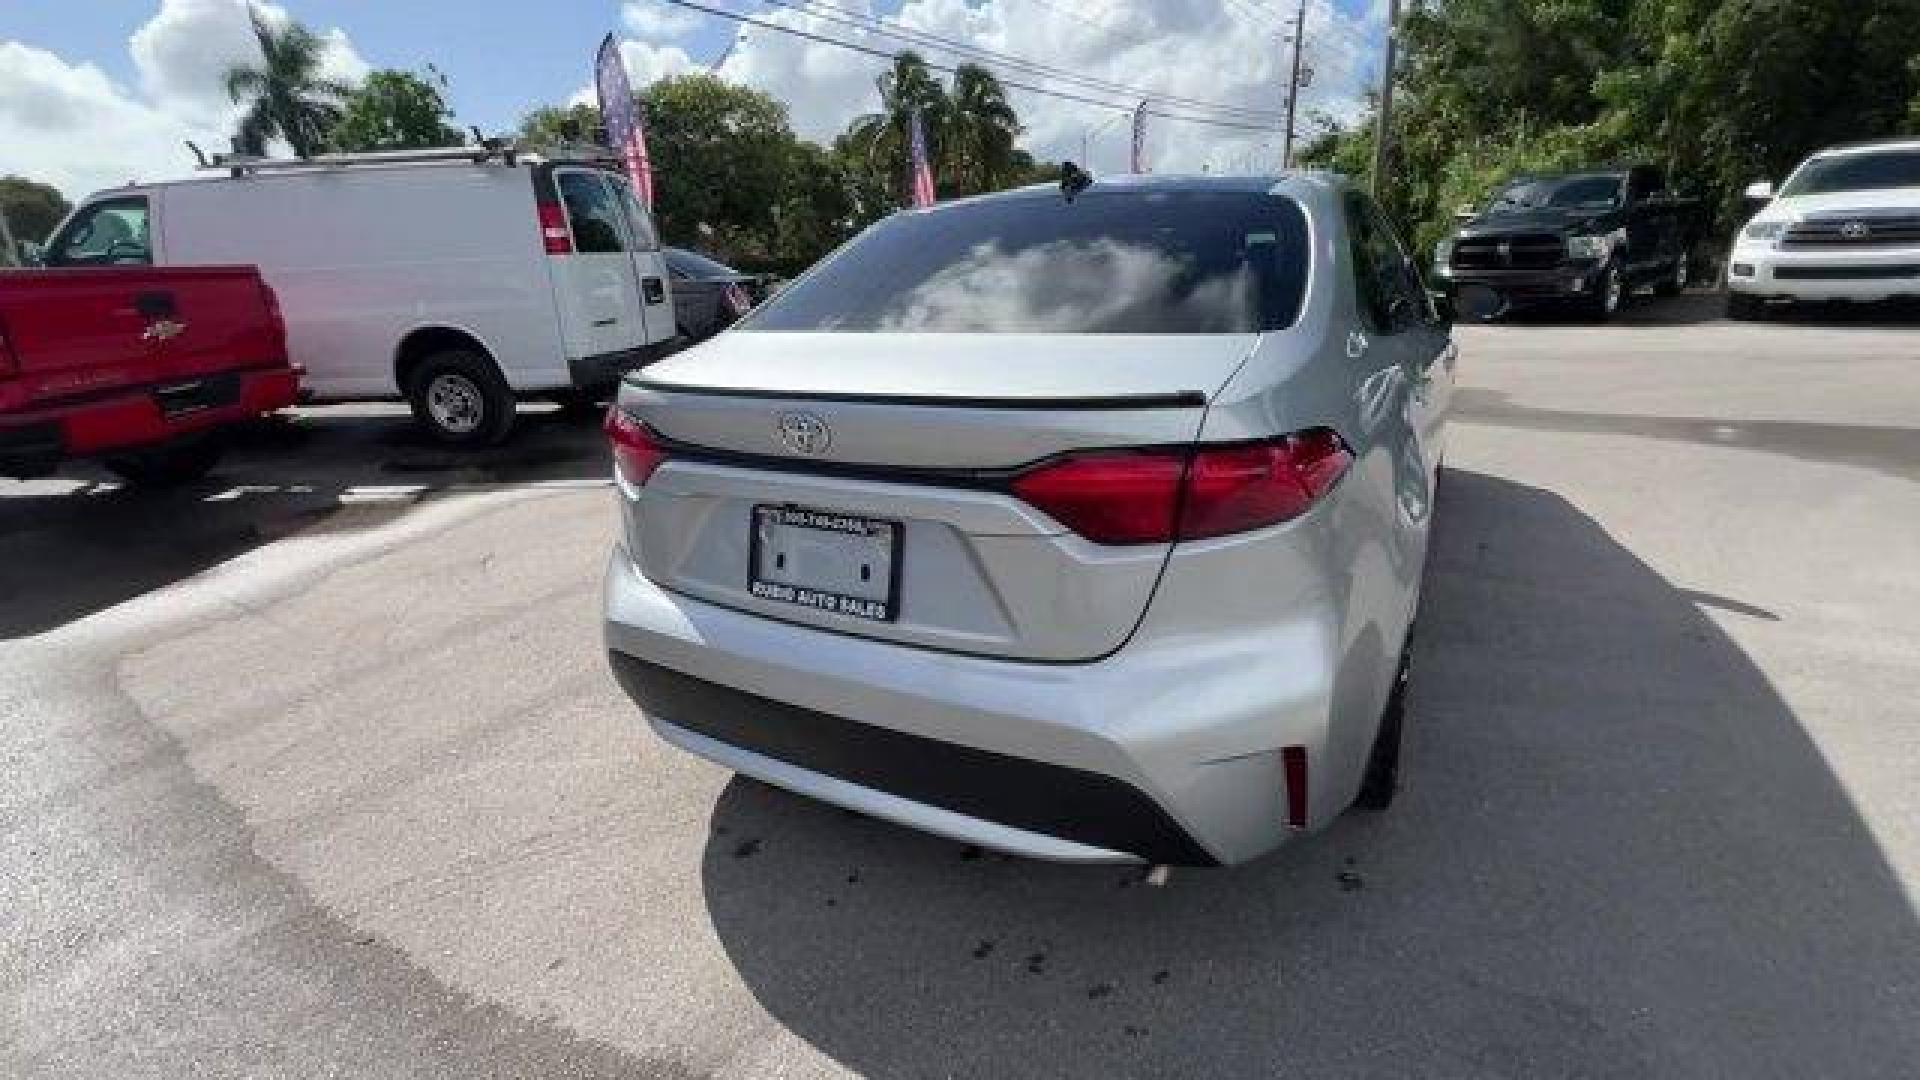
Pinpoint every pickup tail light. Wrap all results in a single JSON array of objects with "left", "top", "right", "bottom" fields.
[
  {"left": 1011, "top": 428, "right": 1353, "bottom": 545},
  {"left": 606, "top": 409, "right": 668, "bottom": 486},
  {"left": 537, "top": 201, "right": 573, "bottom": 255}
]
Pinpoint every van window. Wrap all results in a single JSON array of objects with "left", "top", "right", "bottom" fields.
[
  {"left": 556, "top": 172, "right": 627, "bottom": 254},
  {"left": 608, "top": 176, "right": 659, "bottom": 250},
  {"left": 46, "top": 197, "right": 152, "bottom": 267}
]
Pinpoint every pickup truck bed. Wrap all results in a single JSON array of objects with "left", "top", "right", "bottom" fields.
[{"left": 0, "top": 266, "right": 299, "bottom": 483}]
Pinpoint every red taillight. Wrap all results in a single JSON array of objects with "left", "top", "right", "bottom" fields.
[
  {"left": 537, "top": 201, "right": 573, "bottom": 254},
  {"left": 1010, "top": 428, "right": 1353, "bottom": 545},
  {"left": 1282, "top": 745, "right": 1309, "bottom": 829},
  {"left": 605, "top": 408, "right": 668, "bottom": 486},
  {"left": 1010, "top": 451, "right": 1186, "bottom": 545},
  {"left": 1179, "top": 428, "right": 1353, "bottom": 541}
]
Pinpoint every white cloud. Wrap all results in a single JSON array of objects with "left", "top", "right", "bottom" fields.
[
  {"left": 610, "top": 0, "right": 1384, "bottom": 175},
  {"left": 622, "top": 1, "right": 702, "bottom": 42},
  {"left": 1, "top": 0, "right": 367, "bottom": 200}
]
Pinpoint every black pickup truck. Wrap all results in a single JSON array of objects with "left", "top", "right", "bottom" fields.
[{"left": 1433, "top": 165, "right": 1701, "bottom": 321}]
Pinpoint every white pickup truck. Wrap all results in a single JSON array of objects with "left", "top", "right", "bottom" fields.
[{"left": 1726, "top": 137, "right": 1920, "bottom": 319}]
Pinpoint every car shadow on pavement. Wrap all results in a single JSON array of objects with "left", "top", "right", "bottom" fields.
[
  {"left": 696, "top": 469, "right": 1919, "bottom": 1078},
  {"left": 0, "top": 406, "right": 610, "bottom": 640}
]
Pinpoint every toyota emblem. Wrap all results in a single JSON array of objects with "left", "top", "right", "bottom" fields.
[
  {"left": 775, "top": 411, "right": 831, "bottom": 455},
  {"left": 1841, "top": 220, "right": 1871, "bottom": 240}
]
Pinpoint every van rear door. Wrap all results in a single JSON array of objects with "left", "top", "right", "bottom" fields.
[
  {"left": 549, "top": 168, "right": 651, "bottom": 363},
  {"left": 607, "top": 174, "right": 677, "bottom": 347}
]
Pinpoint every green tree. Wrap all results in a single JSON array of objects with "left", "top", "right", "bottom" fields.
[
  {"left": 330, "top": 69, "right": 462, "bottom": 153},
  {"left": 517, "top": 103, "right": 602, "bottom": 149},
  {"left": 944, "top": 64, "right": 1023, "bottom": 196},
  {"left": 638, "top": 74, "right": 803, "bottom": 266},
  {"left": 224, "top": 6, "right": 353, "bottom": 157},
  {"left": 0, "top": 175, "right": 71, "bottom": 247},
  {"left": 845, "top": 52, "right": 951, "bottom": 203}
]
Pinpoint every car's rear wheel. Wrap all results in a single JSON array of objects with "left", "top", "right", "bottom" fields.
[
  {"left": 1354, "top": 647, "right": 1410, "bottom": 811},
  {"left": 105, "top": 438, "right": 222, "bottom": 487},
  {"left": 406, "top": 349, "right": 516, "bottom": 447}
]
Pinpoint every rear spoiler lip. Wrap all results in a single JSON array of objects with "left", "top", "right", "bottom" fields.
[{"left": 624, "top": 380, "right": 1208, "bottom": 412}]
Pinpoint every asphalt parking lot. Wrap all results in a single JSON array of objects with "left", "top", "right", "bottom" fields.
[{"left": 4, "top": 294, "right": 1918, "bottom": 1079}]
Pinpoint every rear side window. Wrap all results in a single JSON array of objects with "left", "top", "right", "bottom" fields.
[
  {"left": 743, "top": 190, "right": 1310, "bottom": 334},
  {"left": 46, "top": 197, "right": 151, "bottom": 267},
  {"left": 556, "top": 172, "right": 627, "bottom": 253}
]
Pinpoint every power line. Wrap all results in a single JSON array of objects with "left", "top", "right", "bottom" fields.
[
  {"left": 760, "top": 0, "right": 1287, "bottom": 122},
  {"left": 652, "top": 0, "right": 1287, "bottom": 133}
]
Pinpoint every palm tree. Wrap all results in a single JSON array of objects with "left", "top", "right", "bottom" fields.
[
  {"left": 945, "top": 64, "right": 1021, "bottom": 195},
  {"left": 846, "top": 52, "right": 950, "bottom": 202},
  {"left": 224, "top": 6, "right": 353, "bottom": 158}
]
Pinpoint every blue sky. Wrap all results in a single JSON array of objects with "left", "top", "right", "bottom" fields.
[{"left": 2, "top": 0, "right": 1384, "bottom": 197}]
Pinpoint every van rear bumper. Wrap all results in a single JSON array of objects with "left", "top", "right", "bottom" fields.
[
  {"left": 0, "top": 363, "right": 300, "bottom": 477},
  {"left": 569, "top": 339, "right": 684, "bottom": 394}
]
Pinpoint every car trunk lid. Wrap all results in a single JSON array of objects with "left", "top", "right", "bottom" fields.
[{"left": 615, "top": 332, "right": 1256, "bottom": 661}]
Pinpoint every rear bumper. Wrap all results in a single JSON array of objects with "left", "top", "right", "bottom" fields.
[
  {"left": 1727, "top": 245, "right": 1920, "bottom": 301},
  {"left": 603, "top": 547, "right": 1347, "bottom": 866},
  {"left": 569, "top": 339, "right": 684, "bottom": 394},
  {"left": 0, "top": 363, "right": 299, "bottom": 477}
]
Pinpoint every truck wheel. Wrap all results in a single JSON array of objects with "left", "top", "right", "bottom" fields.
[
  {"left": 1725, "top": 293, "right": 1767, "bottom": 321},
  {"left": 1655, "top": 254, "right": 1689, "bottom": 297},
  {"left": 105, "top": 439, "right": 222, "bottom": 487},
  {"left": 1354, "top": 648, "right": 1411, "bottom": 812},
  {"left": 1585, "top": 260, "right": 1625, "bottom": 322},
  {"left": 406, "top": 350, "right": 516, "bottom": 447}
]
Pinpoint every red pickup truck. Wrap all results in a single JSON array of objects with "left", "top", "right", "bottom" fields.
[{"left": 0, "top": 266, "right": 299, "bottom": 485}]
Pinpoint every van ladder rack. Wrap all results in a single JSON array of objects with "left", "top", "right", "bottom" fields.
[{"left": 206, "top": 143, "right": 522, "bottom": 176}]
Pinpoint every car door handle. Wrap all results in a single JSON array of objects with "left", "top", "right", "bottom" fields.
[{"left": 642, "top": 277, "right": 666, "bottom": 304}]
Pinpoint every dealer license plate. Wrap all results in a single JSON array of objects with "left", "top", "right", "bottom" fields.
[{"left": 749, "top": 505, "right": 901, "bottom": 622}]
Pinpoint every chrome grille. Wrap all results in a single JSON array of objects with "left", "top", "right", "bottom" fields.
[{"left": 1782, "top": 214, "right": 1920, "bottom": 249}]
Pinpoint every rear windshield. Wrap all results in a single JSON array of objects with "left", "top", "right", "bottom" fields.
[
  {"left": 1782, "top": 151, "right": 1920, "bottom": 197},
  {"left": 741, "top": 190, "right": 1310, "bottom": 334}
]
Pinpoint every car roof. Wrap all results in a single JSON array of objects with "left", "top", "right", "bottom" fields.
[{"left": 909, "top": 171, "right": 1349, "bottom": 216}]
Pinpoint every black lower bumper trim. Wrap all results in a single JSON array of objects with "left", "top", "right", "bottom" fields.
[
  {"left": 570, "top": 340, "right": 684, "bottom": 392},
  {"left": 0, "top": 421, "right": 64, "bottom": 478},
  {"left": 608, "top": 652, "right": 1218, "bottom": 865}
]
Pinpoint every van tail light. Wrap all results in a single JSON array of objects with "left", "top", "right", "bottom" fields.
[
  {"left": 537, "top": 201, "right": 573, "bottom": 254},
  {"left": 1010, "top": 428, "right": 1353, "bottom": 545},
  {"left": 606, "top": 408, "right": 669, "bottom": 486}
]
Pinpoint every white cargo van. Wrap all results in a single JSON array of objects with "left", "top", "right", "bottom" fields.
[{"left": 49, "top": 146, "right": 679, "bottom": 444}]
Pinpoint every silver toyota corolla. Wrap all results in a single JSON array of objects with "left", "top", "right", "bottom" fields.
[{"left": 603, "top": 174, "right": 1454, "bottom": 866}]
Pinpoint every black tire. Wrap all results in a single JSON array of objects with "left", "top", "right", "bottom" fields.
[
  {"left": 404, "top": 349, "right": 516, "bottom": 447},
  {"left": 1654, "top": 254, "right": 1689, "bottom": 297},
  {"left": 1354, "top": 650, "right": 1410, "bottom": 812},
  {"left": 104, "top": 438, "right": 222, "bottom": 487},
  {"left": 1725, "top": 292, "right": 1767, "bottom": 321},
  {"left": 1584, "top": 260, "right": 1625, "bottom": 322}
]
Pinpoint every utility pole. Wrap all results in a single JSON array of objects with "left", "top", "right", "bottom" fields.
[
  {"left": 0, "top": 201, "right": 17, "bottom": 267},
  {"left": 1280, "top": 0, "right": 1307, "bottom": 169},
  {"left": 1369, "top": 0, "right": 1402, "bottom": 196}
]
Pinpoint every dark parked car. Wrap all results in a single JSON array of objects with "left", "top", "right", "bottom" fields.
[
  {"left": 663, "top": 248, "right": 771, "bottom": 343},
  {"left": 1433, "top": 165, "right": 1701, "bottom": 321}
]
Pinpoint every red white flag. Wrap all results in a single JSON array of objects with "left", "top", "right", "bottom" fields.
[
  {"left": 907, "top": 107, "right": 935, "bottom": 208},
  {"left": 595, "top": 34, "right": 655, "bottom": 208}
]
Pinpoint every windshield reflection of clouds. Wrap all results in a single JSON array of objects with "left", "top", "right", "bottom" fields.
[{"left": 868, "top": 239, "right": 1255, "bottom": 333}]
